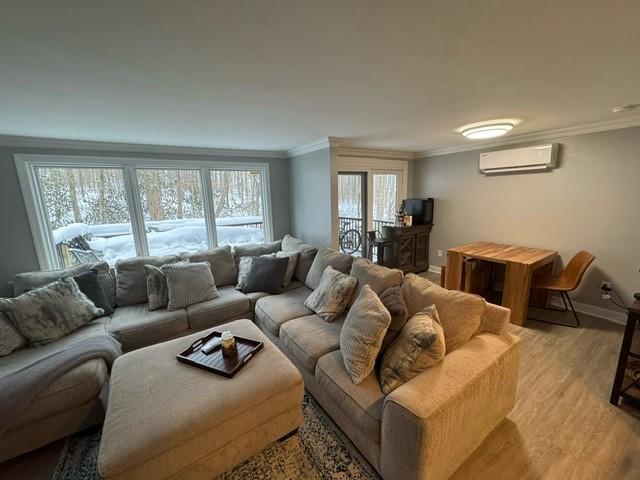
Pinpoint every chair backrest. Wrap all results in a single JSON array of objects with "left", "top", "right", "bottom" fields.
[{"left": 559, "top": 250, "right": 595, "bottom": 291}]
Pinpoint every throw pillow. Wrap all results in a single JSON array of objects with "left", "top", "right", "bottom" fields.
[
  {"left": 282, "top": 235, "right": 318, "bottom": 283},
  {"left": 242, "top": 256, "right": 290, "bottom": 294},
  {"left": 73, "top": 270, "right": 114, "bottom": 316},
  {"left": 144, "top": 264, "right": 170, "bottom": 311},
  {"left": 161, "top": 262, "right": 219, "bottom": 310},
  {"left": 340, "top": 285, "right": 391, "bottom": 384},
  {"left": 235, "top": 256, "right": 255, "bottom": 291},
  {"left": 380, "top": 305, "right": 446, "bottom": 394},
  {"left": 0, "top": 312, "right": 27, "bottom": 356},
  {"left": 116, "top": 255, "right": 180, "bottom": 306},
  {"left": 89, "top": 261, "right": 117, "bottom": 308},
  {"left": 276, "top": 250, "right": 300, "bottom": 287},
  {"left": 184, "top": 245, "right": 237, "bottom": 287},
  {"left": 349, "top": 257, "right": 403, "bottom": 306},
  {"left": 304, "top": 266, "right": 357, "bottom": 322},
  {"left": 379, "top": 285, "right": 409, "bottom": 352},
  {"left": 305, "top": 247, "right": 353, "bottom": 290},
  {"left": 0, "top": 277, "right": 104, "bottom": 345},
  {"left": 402, "top": 273, "right": 485, "bottom": 352}
]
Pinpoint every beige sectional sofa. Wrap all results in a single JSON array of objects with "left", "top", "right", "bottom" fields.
[{"left": 0, "top": 236, "right": 520, "bottom": 480}]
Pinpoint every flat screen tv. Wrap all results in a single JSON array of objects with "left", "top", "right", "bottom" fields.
[{"left": 404, "top": 198, "right": 434, "bottom": 225}]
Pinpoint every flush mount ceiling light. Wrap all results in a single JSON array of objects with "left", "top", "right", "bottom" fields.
[{"left": 462, "top": 123, "right": 514, "bottom": 140}]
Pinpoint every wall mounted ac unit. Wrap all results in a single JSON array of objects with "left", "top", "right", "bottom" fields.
[{"left": 479, "top": 143, "right": 559, "bottom": 174}]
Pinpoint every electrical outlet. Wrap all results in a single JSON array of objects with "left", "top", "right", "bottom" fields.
[
  {"left": 437, "top": 249, "right": 443, "bottom": 257},
  {"left": 600, "top": 281, "right": 612, "bottom": 291}
]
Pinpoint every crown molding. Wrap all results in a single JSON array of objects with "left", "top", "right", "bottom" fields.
[
  {"left": 416, "top": 115, "right": 640, "bottom": 158},
  {"left": 335, "top": 145, "right": 415, "bottom": 161},
  {"left": 0, "top": 134, "right": 289, "bottom": 158},
  {"left": 287, "top": 136, "right": 345, "bottom": 157}
]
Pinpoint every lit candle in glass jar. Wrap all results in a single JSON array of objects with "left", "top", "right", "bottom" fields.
[{"left": 221, "top": 331, "right": 237, "bottom": 358}]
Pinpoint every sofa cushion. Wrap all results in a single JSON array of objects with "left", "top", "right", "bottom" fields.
[
  {"left": 349, "top": 257, "right": 403, "bottom": 306},
  {"left": 244, "top": 291, "right": 270, "bottom": 311},
  {"left": 13, "top": 263, "right": 93, "bottom": 297},
  {"left": 305, "top": 247, "right": 353, "bottom": 290},
  {"left": 185, "top": 286, "right": 251, "bottom": 330},
  {"left": 280, "top": 314, "right": 345, "bottom": 373},
  {"left": 116, "top": 255, "right": 180, "bottom": 307},
  {"left": 254, "top": 286, "right": 313, "bottom": 337},
  {"left": 109, "top": 304, "right": 188, "bottom": 351},
  {"left": 233, "top": 241, "right": 282, "bottom": 266},
  {"left": 13, "top": 358, "right": 108, "bottom": 428},
  {"left": 281, "top": 235, "right": 318, "bottom": 283},
  {"left": 380, "top": 305, "right": 446, "bottom": 395},
  {"left": 183, "top": 245, "right": 237, "bottom": 287},
  {"left": 0, "top": 312, "right": 27, "bottom": 356},
  {"left": 0, "top": 277, "right": 105, "bottom": 345},
  {"left": 402, "top": 274, "right": 485, "bottom": 353},
  {"left": 315, "top": 350, "right": 385, "bottom": 442}
]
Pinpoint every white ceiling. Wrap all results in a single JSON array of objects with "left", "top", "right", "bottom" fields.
[{"left": 1, "top": 0, "right": 639, "bottom": 153}]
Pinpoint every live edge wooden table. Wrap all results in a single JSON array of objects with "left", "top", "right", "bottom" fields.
[{"left": 445, "top": 241, "right": 557, "bottom": 326}]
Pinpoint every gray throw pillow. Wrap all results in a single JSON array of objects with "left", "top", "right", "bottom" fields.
[
  {"left": 116, "top": 255, "right": 180, "bottom": 306},
  {"left": 161, "top": 262, "right": 219, "bottom": 310},
  {"left": 144, "top": 265, "right": 170, "bottom": 311},
  {"left": 305, "top": 247, "right": 353, "bottom": 290},
  {"left": 73, "top": 270, "right": 114, "bottom": 316},
  {"left": 0, "top": 277, "right": 104, "bottom": 345},
  {"left": 379, "top": 285, "right": 409, "bottom": 352},
  {"left": 184, "top": 245, "right": 237, "bottom": 287},
  {"left": 304, "top": 266, "right": 358, "bottom": 322},
  {"left": 242, "top": 256, "right": 289, "bottom": 294},
  {"left": 276, "top": 250, "right": 299, "bottom": 287},
  {"left": 380, "top": 305, "right": 446, "bottom": 394},
  {"left": 340, "top": 285, "right": 391, "bottom": 384},
  {"left": 0, "top": 312, "right": 27, "bottom": 356}
]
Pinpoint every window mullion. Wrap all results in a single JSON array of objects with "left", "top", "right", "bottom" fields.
[
  {"left": 201, "top": 167, "right": 218, "bottom": 248},
  {"left": 123, "top": 165, "right": 149, "bottom": 256}
]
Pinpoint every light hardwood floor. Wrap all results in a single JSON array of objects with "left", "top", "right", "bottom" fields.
[{"left": 1, "top": 285, "right": 638, "bottom": 479}]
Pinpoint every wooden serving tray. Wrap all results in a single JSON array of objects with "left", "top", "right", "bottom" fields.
[{"left": 176, "top": 330, "right": 263, "bottom": 378}]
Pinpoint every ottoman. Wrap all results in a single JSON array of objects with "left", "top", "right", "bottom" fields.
[{"left": 97, "top": 319, "right": 304, "bottom": 480}]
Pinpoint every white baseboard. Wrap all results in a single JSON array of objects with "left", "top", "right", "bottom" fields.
[
  {"left": 548, "top": 296, "right": 627, "bottom": 325},
  {"left": 428, "top": 265, "right": 443, "bottom": 275}
]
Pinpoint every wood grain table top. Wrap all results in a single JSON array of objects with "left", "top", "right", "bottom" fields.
[{"left": 448, "top": 241, "right": 557, "bottom": 266}]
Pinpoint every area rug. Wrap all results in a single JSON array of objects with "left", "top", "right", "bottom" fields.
[{"left": 52, "top": 393, "right": 380, "bottom": 479}]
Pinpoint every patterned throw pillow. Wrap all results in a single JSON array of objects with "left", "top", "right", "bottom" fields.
[
  {"left": 304, "top": 266, "right": 358, "bottom": 322},
  {"left": 0, "top": 312, "right": 27, "bottom": 356},
  {"left": 235, "top": 256, "right": 255, "bottom": 291},
  {"left": 0, "top": 277, "right": 104, "bottom": 345},
  {"left": 144, "top": 265, "right": 170, "bottom": 311},
  {"left": 276, "top": 250, "right": 300, "bottom": 287},
  {"left": 340, "top": 285, "right": 391, "bottom": 384},
  {"left": 161, "top": 262, "right": 219, "bottom": 310},
  {"left": 379, "top": 305, "right": 446, "bottom": 394}
]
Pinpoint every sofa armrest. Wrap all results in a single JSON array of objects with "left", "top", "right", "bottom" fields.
[{"left": 380, "top": 332, "right": 520, "bottom": 480}]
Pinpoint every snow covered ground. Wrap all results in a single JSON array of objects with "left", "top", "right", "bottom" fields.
[{"left": 53, "top": 217, "right": 264, "bottom": 264}]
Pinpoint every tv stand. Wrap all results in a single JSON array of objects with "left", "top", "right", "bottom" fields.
[{"left": 380, "top": 224, "right": 432, "bottom": 273}]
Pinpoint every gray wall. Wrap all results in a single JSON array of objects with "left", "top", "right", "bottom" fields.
[
  {"left": 0, "top": 142, "right": 290, "bottom": 297},
  {"left": 288, "top": 147, "right": 333, "bottom": 246},
  {"left": 414, "top": 126, "right": 640, "bottom": 313}
]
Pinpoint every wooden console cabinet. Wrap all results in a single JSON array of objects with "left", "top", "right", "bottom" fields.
[{"left": 381, "top": 224, "right": 432, "bottom": 273}]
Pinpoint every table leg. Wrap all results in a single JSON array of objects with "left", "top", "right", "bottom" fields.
[
  {"left": 610, "top": 313, "right": 637, "bottom": 405},
  {"left": 445, "top": 251, "right": 464, "bottom": 290},
  {"left": 503, "top": 262, "right": 533, "bottom": 326}
]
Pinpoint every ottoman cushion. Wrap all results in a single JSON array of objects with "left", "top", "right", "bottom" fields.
[{"left": 98, "top": 319, "right": 303, "bottom": 480}]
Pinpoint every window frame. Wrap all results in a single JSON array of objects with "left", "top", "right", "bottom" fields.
[{"left": 15, "top": 154, "right": 274, "bottom": 270}]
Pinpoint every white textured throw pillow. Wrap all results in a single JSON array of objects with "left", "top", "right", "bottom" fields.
[
  {"left": 304, "top": 266, "right": 357, "bottom": 322},
  {"left": 340, "top": 285, "right": 391, "bottom": 384},
  {"left": 161, "top": 262, "right": 219, "bottom": 310}
]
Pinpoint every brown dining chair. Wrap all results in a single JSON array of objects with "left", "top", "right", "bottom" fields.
[{"left": 528, "top": 250, "right": 595, "bottom": 328}]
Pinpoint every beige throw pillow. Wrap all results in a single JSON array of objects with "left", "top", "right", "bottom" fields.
[
  {"left": 304, "top": 266, "right": 357, "bottom": 322},
  {"left": 380, "top": 305, "right": 446, "bottom": 394},
  {"left": 161, "top": 262, "right": 219, "bottom": 310},
  {"left": 402, "top": 273, "right": 485, "bottom": 352},
  {"left": 340, "top": 285, "right": 391, "bottom": 384}
]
